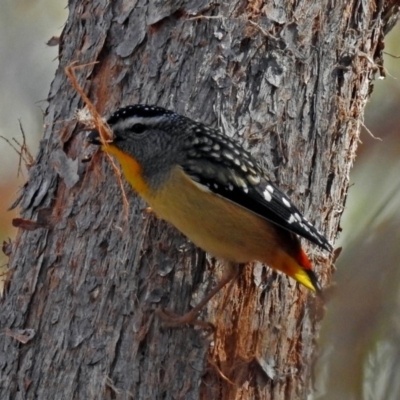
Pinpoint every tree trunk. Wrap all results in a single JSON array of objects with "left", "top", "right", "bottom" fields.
[{"left": 0, "top": 1, "right": 396, "bottom": 399}]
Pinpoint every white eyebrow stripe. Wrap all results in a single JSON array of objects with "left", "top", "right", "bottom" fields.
[{"left": 110, "top": 115, "right": 167, "bottom": 130}]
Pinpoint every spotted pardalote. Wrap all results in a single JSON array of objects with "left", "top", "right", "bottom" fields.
[{"left": 88, "top": 105, "right": 332, "bottom": 321}]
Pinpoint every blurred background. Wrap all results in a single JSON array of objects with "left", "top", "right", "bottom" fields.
[
  {"left": 0, "top": 2, "right": 399, "bottom": 399},
  {"left": 0, "top": 0, "right": 68, "bottom": 268}
]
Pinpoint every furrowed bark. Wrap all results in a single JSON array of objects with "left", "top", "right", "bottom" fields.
[{"left": 1, "top": 1, "right": 397, "bottom": 399}]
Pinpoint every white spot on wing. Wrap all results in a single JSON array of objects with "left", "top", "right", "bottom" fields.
[
  {"left": 263, "top": 188, "right": 272, "bottom": 202},
  {"left": 288, "top": 214, "right": 296, "bottom": 224},
  {"left": 222, "top": 151, "right": 234, "bottom": 160},
  {"left": 213, "top": 144, "right": 220, "bottom": 151},
  {"left": 266, "top": 185, "right": 274, "bottom": 193},
  {"left": 282, "top": 197, "right": 291, "bottom": 208}
]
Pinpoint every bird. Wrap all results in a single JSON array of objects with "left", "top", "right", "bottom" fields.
[{"left": 87, "top": 104, "right": 332, "bottom": 325}]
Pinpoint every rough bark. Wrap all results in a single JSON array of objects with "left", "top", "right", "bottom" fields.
[{"left": 0, "top": 1, "right": 396, "bottom": 399}]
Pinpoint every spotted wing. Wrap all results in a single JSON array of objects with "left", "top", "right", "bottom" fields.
[
  {"left": 224, "top": 175, "right": 331, "bottom": 252},
  {"left": 183, "top": 159, "right": 332, "bottom": 252},
  {"left": 181, "top": 123, "right": 332, "bottom": 252}
]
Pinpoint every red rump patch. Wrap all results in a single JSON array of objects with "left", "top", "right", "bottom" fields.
[{"left": 296, "top": 248, "right": 313, "bottom": 270}]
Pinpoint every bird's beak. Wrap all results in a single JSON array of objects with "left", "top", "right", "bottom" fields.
[{"left": 86, "top": 129, "right": 102, "bottom": 145}]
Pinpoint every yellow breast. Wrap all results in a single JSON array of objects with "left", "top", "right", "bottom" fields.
[{"left": 103, "top": 144, "right": 151, "bottom": 198}]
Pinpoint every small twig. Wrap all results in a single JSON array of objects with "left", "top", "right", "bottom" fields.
[
  {"left": 0, "top": 136, "right": 21, "bottom": 157},
  {"left": 0, "top": 120, "right": 34, "bottom": 176},
  {"left": 207, "top": 356, "right": 236, "bottom": 385},
  {"left": 360, "top": 121, "right": 382, "bottom": 141},
  {"left": 358, "top": 51, "right": 395, "bottom": 80},
  {"left": 17, "top": 120, "right": 34, "bottom": 171},
  {"left": 65, "top": 61, "right": 111, "bottom": 142},
  {"left": 248, "top": 20, "right": 272, "bottom": 38},
  {"left": 248, "top": 20, "right": 284, "bottom": 47},
  {"left": 65, "top": 61, "right": 130, "bottom": 217},
  {"left": 104, "top": 376, "right": 134, "bottom": 398},
  {"left": 104, "top": 376, "right": 122, "bottom": 395},
  {"left": 383, "top": 51, "right": 400, "bottom": 59},
  {"left": 187, "top": 15, "right": 224, "bottom": 21}
]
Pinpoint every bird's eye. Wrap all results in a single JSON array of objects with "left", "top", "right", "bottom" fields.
[{"left": 130, "top": 123, "right": 147, "bottom": 134}]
